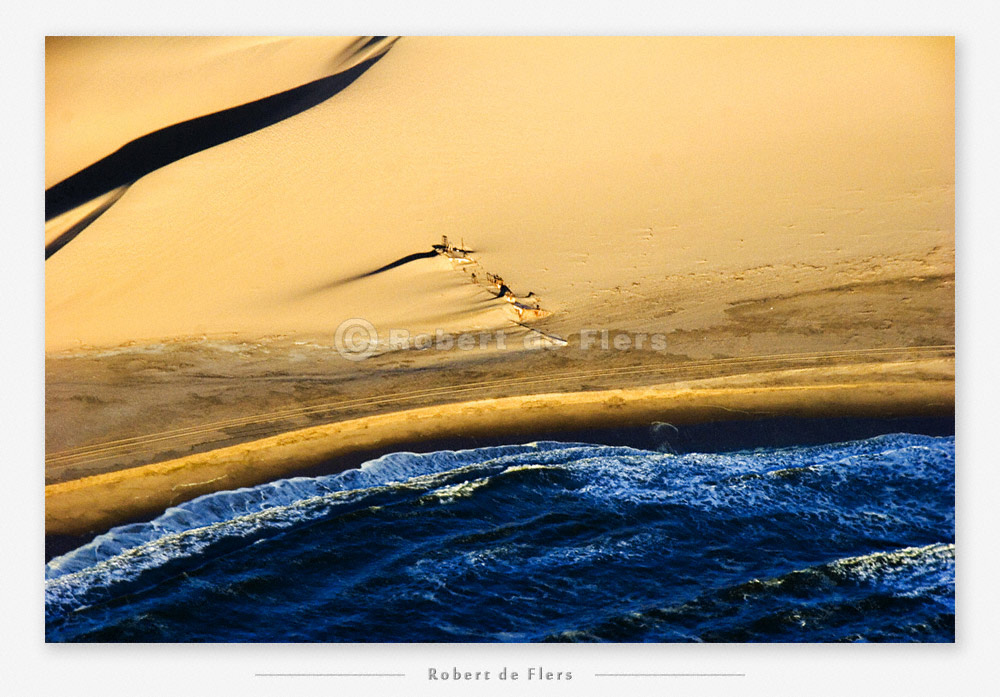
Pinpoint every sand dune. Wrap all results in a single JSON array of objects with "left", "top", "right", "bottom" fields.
[
  {"left": 45, "top": 37, "right": 953, "bottom": 353},
  {"left": 46, "top": 41, "right": 396, "bottom": 220},
  {"left": 45, "top": 37, "right": 397, "bottom": 252},
  {"left": 45, "top": 36, "right": 388, "bottom": 189}
]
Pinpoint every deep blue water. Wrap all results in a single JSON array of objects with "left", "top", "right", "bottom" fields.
[{"left": 45, "top": 434, "right": 955, "bottom": 642}]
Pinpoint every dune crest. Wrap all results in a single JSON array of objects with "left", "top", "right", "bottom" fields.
[{"left": 45, "top": 36, "right": 392, "bottom": 188}]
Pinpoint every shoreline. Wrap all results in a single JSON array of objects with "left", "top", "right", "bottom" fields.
[
  {"left": 45, "top": 358, "right": 954, "bottom": 541},
  {"left": 45, "top": 342, "right": 955, "bottom": 484}
]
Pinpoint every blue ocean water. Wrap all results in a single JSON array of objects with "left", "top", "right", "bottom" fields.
[{"left": 45, "top": 434, "right": 954, "bottom": 642}]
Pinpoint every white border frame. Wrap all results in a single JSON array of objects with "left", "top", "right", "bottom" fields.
[{"left": 6, "top": 2, "right": 996, "bottom": 696}]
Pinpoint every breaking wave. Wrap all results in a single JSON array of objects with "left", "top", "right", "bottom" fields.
[{"left": 45, "top": 434, "right": 954, "bottom": 642}]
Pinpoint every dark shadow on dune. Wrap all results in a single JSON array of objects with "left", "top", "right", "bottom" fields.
[
  {"left": 360, "top": 249, "right": 441, "bottom": 277},
  {"left": 304, "top": 249, "right": 442, "bottom": 294},
  {"left": 44, "top": 186, "right": 130, "bottom": 259},
  {"left": 305, "top": 238, "right": 483, "bottom": 294},
  {"left": 45, "top": 42, "right": 396, "bottom": 222}
]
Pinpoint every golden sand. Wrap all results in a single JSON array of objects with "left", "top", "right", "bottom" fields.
[{"left": 45, "top": 37, "right": 953, "bottom": 352}]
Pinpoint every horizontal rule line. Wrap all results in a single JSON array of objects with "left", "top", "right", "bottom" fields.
[
  {"left": 255, "top": 673, "right": 406, "bottom": 677},
  {"left": 594, "top": 673, "right": 746, "bottom": 677}
]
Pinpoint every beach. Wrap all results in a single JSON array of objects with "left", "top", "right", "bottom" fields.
[{"left": 46, "top": 351, "right": 953, "bottom": 538}]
